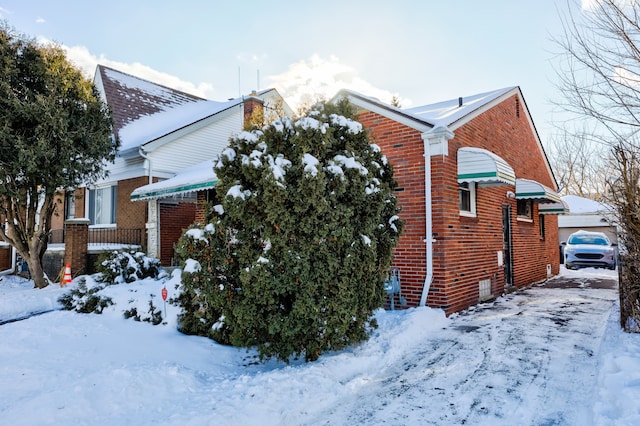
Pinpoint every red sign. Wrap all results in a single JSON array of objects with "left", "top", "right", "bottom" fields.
[{"left": 161, "top": 286, "right": 168, "bottom": 301}]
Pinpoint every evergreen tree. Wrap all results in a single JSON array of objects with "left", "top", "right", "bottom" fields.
[
  {"left": 177, "top": 99, "right": 402, "bottom": 362},
  {"left": 0, "top": 25, "right": 116, "bottom": 288}
]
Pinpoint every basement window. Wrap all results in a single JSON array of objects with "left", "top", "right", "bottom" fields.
[{"left": 459, "top": 182, "right": 477, "bottom": 217}]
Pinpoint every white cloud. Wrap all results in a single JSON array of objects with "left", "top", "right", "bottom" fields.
[
  {"left": 54, "top": 42, "right": 215, "bottom": 99},
  {"left": 32, "top": 42, "right": 404, "bottom": 113},
  {"left": 0, "top": 6, "right": 11, "bottom": 18},
  {"left": 268, "top": 54, "right": 408, "bottom": 112},
  {"left": 35, "top": 17, "right": 45, "bottom": 24}
]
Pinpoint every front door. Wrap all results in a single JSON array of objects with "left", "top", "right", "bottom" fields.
[{"left": 502, "top": 205, "right": 514, "bottom": 288}]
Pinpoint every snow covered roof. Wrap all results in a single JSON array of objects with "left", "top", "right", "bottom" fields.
[
  {"left": 561, "top": 195, "right": 612, "bottom": 214},
  {"left": 336, "top": 87, "right": 518, "bottom": 131},
  {"left": 558, "top": 195, "right": 614, "bottom": 228},
  {"left": 404, "top": 87, "right": 516, "bottom": 129},
  {"left": 95, "top": 65, "right": 274, "bottom": 153},
  {"left": 130, "top": 160, "right": 218, "bottom": 201}
]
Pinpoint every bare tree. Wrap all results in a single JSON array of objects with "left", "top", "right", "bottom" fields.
[
  {"left": 548, "top": 125, "right": 610, "bottom": 198},
  {"left": 553, "top": 0, "right": 640, "bottom": 331}
]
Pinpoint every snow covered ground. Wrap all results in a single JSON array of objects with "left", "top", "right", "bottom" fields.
[{"left": 0, "top": 266, "right": 638, "bottom": 425}]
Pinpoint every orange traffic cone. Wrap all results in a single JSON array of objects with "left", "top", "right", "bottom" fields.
[{"left": 62, "top": 264, "right": 72, "bottom": 286}]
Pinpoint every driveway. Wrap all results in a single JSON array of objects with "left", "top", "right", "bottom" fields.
[{"left": 308, "top": 271, "right": 619, "bottom": 425}]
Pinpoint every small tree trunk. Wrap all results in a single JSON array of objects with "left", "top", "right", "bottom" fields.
[
  {"left": 28, "top": 235, "right": 49, "bottom": 289},
  {"left": 27, "top": 253, "right": 48, "bottom": 289}
]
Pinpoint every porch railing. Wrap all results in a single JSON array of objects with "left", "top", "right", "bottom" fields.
[{"left": 49, "top": 228, "right": 143, "bottom": 246}]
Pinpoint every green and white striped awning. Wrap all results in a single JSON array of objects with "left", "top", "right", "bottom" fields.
[
  {"left": 538, "top": 199, "right": 570, "bottom": 215},
  {"left": 457, "top": 147, "right": 516, "bottom": 186},
  {"left": 515, "top": 178, "right": 562, "bottom": 204},
  {"left": 131, "top": 160, "right": 218, "bottom": 202}
]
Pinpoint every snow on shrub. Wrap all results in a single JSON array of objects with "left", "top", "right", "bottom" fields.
[
  {"left": 58, "top": 278, "right": 113, "bottom": 314},
  {"left": 96, "top": 250, "right": 163, "bottom": 284},
  {"left": 175, "top": 99, "right": 403, "bottom": 362}
]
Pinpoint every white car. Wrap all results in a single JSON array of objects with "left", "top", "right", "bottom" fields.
[{"left": 563, "top": 230, "right": 617, "bottom": 270}]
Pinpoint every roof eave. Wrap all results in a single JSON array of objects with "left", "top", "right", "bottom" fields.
[{"left": 334, "top": 89, "right": 433, "bottom": 133}]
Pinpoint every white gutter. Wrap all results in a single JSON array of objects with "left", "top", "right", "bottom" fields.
[{"left": 419, "top": 126, "right": 454, "bottom": 306}]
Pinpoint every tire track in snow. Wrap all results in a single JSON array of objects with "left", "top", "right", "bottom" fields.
[{"left": 308, "top": 281, "right": 617, "bottom": 425}]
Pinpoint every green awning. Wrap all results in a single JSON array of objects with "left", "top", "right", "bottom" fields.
[
  {"left": 538, "top": 200, "right": 570, "bottom": 215},
  {"left": 457, "top": 147, "right": 516, "bottom": 186},
  {"left": 515, "top": 178, "right": 562, "bottom": 204},
  {"left": 131, "top": 160, "right": 218, "bottom": 202}
]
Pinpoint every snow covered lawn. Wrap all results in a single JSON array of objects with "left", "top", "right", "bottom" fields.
[{"left": 0, "top": 267, "right": 638, "bottom": 425}]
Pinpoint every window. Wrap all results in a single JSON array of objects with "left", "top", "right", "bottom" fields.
[
  {"left": 65, "top": 191, "right": 76, "bottom": 220},
  {"left": 88, "top": 186, "right": 117, "bottom": 226},
  {"left": 539, "top": 214, "right": 545, "bottom": 240},
  {"left": 517, "top": 199, "right": 533, "bottom": 220},
  {"left": 459, "top": 182, "right": 476, "bottom": 217}
]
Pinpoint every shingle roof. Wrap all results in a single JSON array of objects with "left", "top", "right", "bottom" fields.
[{"left": 96, "top": 65, "right": 205, "bottom": 140}]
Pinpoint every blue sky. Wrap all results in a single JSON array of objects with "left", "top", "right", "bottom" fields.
[{"left": 1, "top": 1, "right": 584, "bottom": 146}]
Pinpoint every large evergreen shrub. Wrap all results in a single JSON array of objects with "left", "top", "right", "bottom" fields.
[{"left": 176, "top": 100, "right": 403, "bottom": 361}]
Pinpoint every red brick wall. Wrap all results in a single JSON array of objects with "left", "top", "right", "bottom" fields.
[
  {"left": 64, "top": 219, "right": 89, "bottom": 277},
  {"left": 358, "top": 113, "right": 429, "bottom": 308},
  {"left": 358, "top": 93, "right": 560, "bottom": 315},
  {"left": 117, "top": 177, "right": 149, "bottom": 232},
  {"left": 195, "top": 189, "right": 217, "bottom": 224},
  {"left": 50, "top": 192, "right": 65, "bottom": 231},
  {"left": 159, "top": 202, "right": 196, "bottom": 266}
]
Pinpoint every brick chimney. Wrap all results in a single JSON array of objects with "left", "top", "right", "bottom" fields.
[{"left": 243, "top": 90, "right": 264, "bottom": 128}]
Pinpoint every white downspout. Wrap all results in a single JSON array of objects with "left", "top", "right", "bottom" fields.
[
  {"left": 139, "top": 147, "right": 153, "bottom": 185},
  {"left": 419, "top": 126, "right": 454, "bottom": 307},
  {"left": 139, "top": 148, "right": 159, "bottom": 259}
]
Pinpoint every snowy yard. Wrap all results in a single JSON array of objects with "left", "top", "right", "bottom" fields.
[{"left": 0, "top": 266, "right": 638, "bottom": 425}]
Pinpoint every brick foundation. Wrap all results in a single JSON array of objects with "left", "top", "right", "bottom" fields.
[{"left": 64, "top": 218, "right": 90, "bottom": 277}]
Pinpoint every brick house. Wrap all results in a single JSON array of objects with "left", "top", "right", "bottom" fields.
[
  {"left": 51, "top": 65, "right": 289, "bottom": 267},
  {"left": 339, "top": 87, "right": 566, "bottom": 314}
]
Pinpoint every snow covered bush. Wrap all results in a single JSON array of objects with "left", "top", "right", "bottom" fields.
[
  {"left": 58, "top": 278, "right": 114, "bottom": 314},
  {"left": 176, "top": 99, "right": 403, "bottom": 362},
  {"left": 96, "top": 250, "right": 163, "bottom": 284},
  {"left": 123, "top": 300, "right": 163, "bottom": 325}
]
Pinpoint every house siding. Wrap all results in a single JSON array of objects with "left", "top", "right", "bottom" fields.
[
  {"left": 150, "top": 111, "right": 242, "bottom": 175},
  {"left": 358, "top": 94, "right": 559, "bottom": 315}
]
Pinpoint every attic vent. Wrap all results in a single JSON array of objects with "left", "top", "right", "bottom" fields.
[
  {"left": 458, "top": 97, "right": 463, "bottom": 107},
  {"left": 515, "top": 98, "right": 520, "bottom": 118}
]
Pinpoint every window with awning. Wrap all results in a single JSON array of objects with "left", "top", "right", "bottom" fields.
[
  {"left": 515, "top": 178, "right": 562, "bottom": 204},
  {"left": 457, "top": 147, "right": 516, "bottom": 186},
  {"left": 538, "top": 200, "right": 570, "bottom": 215}
]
